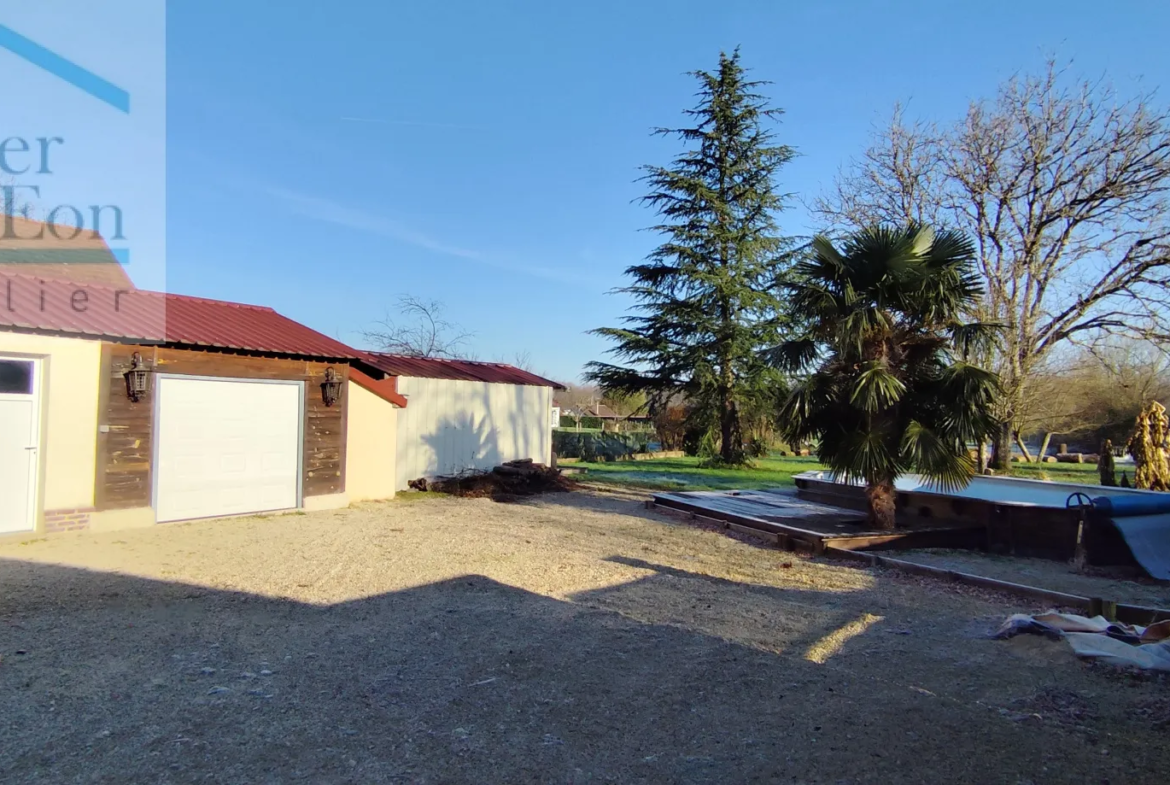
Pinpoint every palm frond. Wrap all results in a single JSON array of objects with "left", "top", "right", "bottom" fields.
[
  {"left": 763, "top": 338, "right": 819, "bottom": 373},
  {"left": 901, "top": 420, "right": 975, "bottom": 491},
  {"left": 849, "top": 362, "right": 907, "bottom": 412},
  {"left": 948, "top": 321, "right": 1003, "bottom": 359}
]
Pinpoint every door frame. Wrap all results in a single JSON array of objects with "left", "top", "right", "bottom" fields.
[
  {"left": 0, "top": 353, "right": 42, "bottom": 534},
  {"left": 151, "top": 374, "right": 306, "bottom": 522}
]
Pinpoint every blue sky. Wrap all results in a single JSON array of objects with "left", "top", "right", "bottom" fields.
[{"left": 166, "top": 0, "right": 1170, "bottom": 383}]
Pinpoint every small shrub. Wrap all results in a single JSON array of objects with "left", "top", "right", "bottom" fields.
[
  {"left": 682, "top": 426, "right": 706, "bottom": 457},
  {"left": 746, "top": 437, "right": 770, "bottom": 459},
  {"left": 558, "top": 415, "right": 604, "bottom": 430}
]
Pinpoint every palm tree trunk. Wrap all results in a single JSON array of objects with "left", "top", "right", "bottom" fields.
[{"left": 866, "top": 479, "right": 897, "bottom": 530}]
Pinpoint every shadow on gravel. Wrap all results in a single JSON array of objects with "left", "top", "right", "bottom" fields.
[{"left": 0, "top": 557, "right": 1164, "bottom": 784}]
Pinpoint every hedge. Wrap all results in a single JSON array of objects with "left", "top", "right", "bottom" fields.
[
  {"left": 553, "top": 430, "right": 650, "bottom": 461},
  {"left": 559, "top": 415, "right": 604, "bottom": 430}
]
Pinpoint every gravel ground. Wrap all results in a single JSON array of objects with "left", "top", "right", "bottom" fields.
[
  {"left": 896, "top": 549, "right": 1170, "bottom": 609},
  {"left": 2, "top": 491, "right": 1169, "bottom": 784}
]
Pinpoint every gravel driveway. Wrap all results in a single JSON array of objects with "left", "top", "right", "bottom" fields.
[{"left": 1, "top": 491, "right": 1168, "bottom": 783}]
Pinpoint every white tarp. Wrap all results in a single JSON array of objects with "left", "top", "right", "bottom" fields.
[{"left": 995, "top": 612, "right": 1170, "bottom": 671}]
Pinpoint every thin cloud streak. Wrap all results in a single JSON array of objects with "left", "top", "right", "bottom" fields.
[
  {"left": 339, "top": 116, "right": 484, "bottom": 131},
  {"left": 264, "top": 186, "right": 584, "bottom": 284}
]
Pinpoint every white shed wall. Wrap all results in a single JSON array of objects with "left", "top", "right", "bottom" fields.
[{"left": 395, "top": 377, "right": 552, "bottom": 490}]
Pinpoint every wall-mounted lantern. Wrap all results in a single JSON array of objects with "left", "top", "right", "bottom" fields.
[
  {"left": 124, "top": 351, "right": 151, "bottom": 402},
  {"left": 321, "top": 366, "right": 343, "bottom": 407}
]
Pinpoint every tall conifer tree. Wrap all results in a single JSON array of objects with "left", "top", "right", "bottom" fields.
[{"left": 587, "top": 50, "right": 794, "bottom": 464}]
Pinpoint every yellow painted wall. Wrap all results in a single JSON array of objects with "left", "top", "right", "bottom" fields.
[
  {"left": 345, "top": 380, "right": 398, "bottom": 501},
  {"left": 0, "top": 333, "right": 101, "bottom": 513}
]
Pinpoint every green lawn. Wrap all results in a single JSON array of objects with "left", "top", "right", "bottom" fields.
[
  {"left": 573, "top": 453, "right": 1110, "bottom": 491},
  {"left": 1006, "top": 461, "right": 1104, "bottom": 485},
  {"left": 573, "top": 455, "right": 824, "bottom": 491}
]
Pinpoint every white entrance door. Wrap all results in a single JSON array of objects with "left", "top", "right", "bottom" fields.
[
  {"left": 155, "top": 377, "right": 302, "bottom": 523},
  {"left": 0, "top": 358, "right": 39, "bottom": 534}
]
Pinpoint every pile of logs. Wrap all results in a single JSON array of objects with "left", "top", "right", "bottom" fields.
[
  {"left": 408, "top": 459, "right": 575, "bottom": 500},
  {"left": 1054, "top": 453, "right": 1100, "bottom": 464},
  {"left": 1008, "top": 453, "right": 1100, "bottom": 464}
]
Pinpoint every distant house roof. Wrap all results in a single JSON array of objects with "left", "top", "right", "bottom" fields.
[
  {"left": 553, "top": 400, "right": 650, "bottom": 420},
  {"left": 364, "top": 352, "right": 566, "bottom": 390},
  {"left": 0, "top": 270, "right": 374, "bottom": 365},
  {"left": 0, "top": 215, "right": 134, "bottom": 289}
]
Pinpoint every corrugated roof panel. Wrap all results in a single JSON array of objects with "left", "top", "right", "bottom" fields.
[
  {"left": 365, "top": 351, "right": 565, "bottom": 389},
  {"left": 0, "top": 271, "right": 360, "bottom": 359}
]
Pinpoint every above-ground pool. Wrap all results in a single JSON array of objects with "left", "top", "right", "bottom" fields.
[
  {"left": 793, "top": 471, "right": 1170, "bottom": 578},
  {"left": 796, "top": 470, "right": 1161, "bottom": 507}
]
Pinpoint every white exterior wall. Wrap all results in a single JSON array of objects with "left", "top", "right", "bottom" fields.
[{"left": 395, "top": 377, "right": 552, "bottom": 490}]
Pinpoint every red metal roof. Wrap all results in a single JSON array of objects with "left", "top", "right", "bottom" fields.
[
  {"left": 365, "top": 351, "right": 566, "bottom": 389},
  {"left": 0, "top": 271, "right": 363, "bottom": 360}
]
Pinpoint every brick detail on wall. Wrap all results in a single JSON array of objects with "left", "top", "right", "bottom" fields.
[{"left": 44, "top": 508, "right": 94, "bottom": 534}]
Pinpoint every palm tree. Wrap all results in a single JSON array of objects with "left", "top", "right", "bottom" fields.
[{"left": 770, "top": 225, "right": 1000, "bottom": 530}]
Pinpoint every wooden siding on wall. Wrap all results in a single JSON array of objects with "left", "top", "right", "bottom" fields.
[{"left": 96, "top": 344, "right": 349, "bottom": 511}]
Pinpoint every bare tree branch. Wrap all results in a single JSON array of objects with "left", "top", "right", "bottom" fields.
[
  {"left": 363, "top": 295, "right": 474, "bottom": 359},
  {"left": 814, "top": 60, "right": 1170, "bottom": 466}
]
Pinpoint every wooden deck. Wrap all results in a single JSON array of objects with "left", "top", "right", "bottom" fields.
[{"left": 651, "top": 489, "right": 986, "bottom": 553}]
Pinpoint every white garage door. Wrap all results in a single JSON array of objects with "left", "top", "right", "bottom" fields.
[{"left": 155, "top": 377, "right": 302, "bottom": 523}]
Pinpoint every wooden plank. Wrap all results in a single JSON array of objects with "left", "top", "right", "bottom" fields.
[
  {"left": 824, "top": 526, "right": 987, "bottom": 552},
  {"left": 826, "top": 548, "right": 1170, "bottom": 625},
  {"left": 651, "top": 503, "right": 785, "bottom": 547},
  {"left": 96, "top": 343, "right": 154, "bottom": 509},
  {"left": 653, "top": 494, "right": 829, "bottom": 543},
  {"left": 96, "top": 345, "right": 349, "bottom": 509}
]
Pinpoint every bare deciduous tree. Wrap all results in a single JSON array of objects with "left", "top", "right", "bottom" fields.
[
  {"left": 815, "top": 61, "right": 1170, "bottom": 469},
  {"left": 1014, "top": 339, "right": 1170, "bottom": 460},
  {"left": 508, "top": 351, "right": 534, "bottom": 372},
  {"left": 363, "top": 295, "right": 473, "bottom": 359},
  {"left": 1013, "top": 356, "right": 1097, "bottom": 461}
]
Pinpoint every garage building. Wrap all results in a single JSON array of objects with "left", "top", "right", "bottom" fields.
[
  {"left": 364, "top": 352, "right": 565, "bottom": 491},
  {"left": 0, "top": 271, "right": 405, "bottom": 535}
]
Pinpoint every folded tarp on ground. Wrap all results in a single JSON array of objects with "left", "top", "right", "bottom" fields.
[{"left": 995, "top": 611, "right": 1170, "bottom": 671}]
